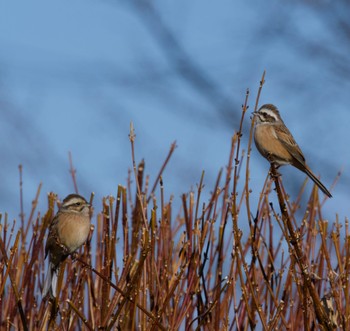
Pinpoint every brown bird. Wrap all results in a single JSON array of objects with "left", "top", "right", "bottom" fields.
[
  {"left": 253, "top": 104, "right": 332, "bottom": 198},
  {"left": 42, "top": 194, "right": 91, "bottom": 298}
]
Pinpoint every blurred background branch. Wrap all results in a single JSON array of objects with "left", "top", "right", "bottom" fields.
[{"left": 0, "top": 0, "right": 348, "bottom": 222}]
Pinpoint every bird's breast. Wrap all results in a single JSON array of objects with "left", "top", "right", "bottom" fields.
[
  {"left": 254, "top": 124, "right": 292, "bottom": 164},
  {"left": 57, "top": 214, "right": 91, "bottom": 253}
]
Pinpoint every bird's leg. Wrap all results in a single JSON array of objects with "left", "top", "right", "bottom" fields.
[
  {"left": 71, "top": 251, "right": 79, "bottom": 261},
  {"left": 266, "top": 152, "right": 281, "bottom": 178},
  {"left": 269, "top": 161, "right": 281, "bottom": 178},
  {"left": 266, "top": 153, "right": 278, "bottom": 165}
]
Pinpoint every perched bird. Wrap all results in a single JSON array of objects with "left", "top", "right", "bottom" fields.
[
  {"left": 253, "top": 104, "right": 332, "bottom": 198},
  {"left": 42, "top": 194, "right": 91, "bottom": 298}
]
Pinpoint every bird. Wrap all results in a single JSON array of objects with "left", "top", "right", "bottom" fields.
[
  {"left": 42, "top": 194, "right": 91, "bottom": 298},
  {"left": 253, "top": 104, "right": 332, "bottom": 198}
]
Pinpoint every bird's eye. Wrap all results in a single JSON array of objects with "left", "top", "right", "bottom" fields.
[{"left": 75, "top": 202, "right": 82, "bottom": 206}]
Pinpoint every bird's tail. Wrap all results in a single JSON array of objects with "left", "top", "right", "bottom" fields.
[
  {"left": 304, "top": 167, "right": 332, "bottom": 198},
  {"left": 42, "top": 262, "right": 59, "bottom": 299}
]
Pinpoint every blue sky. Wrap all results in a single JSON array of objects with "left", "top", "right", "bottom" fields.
[{"left": 0, "top": 1, "right": 348, "bottom": 222}]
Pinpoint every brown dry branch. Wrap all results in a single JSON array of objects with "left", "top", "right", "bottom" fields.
[
  {"left": 270, "top": 164, "right": 340, "bottom": 330},
  {"left": 0, "top": 81, "right": 348, "bottom": 330}
]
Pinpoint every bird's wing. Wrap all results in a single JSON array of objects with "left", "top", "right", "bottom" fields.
[
  {"left": 274, "top": 124, "right": 306, "bottom": 165},
  {"left": 45, "top": 214, "right": 60, "bottom": 258}
]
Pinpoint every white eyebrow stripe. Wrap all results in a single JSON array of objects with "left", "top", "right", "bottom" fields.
[
  {"left": 260, "top": 108, "right": 278, "bottom": 120},
  {"left": 63, "top": 197, "right": 85, "bottom": 207}
]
